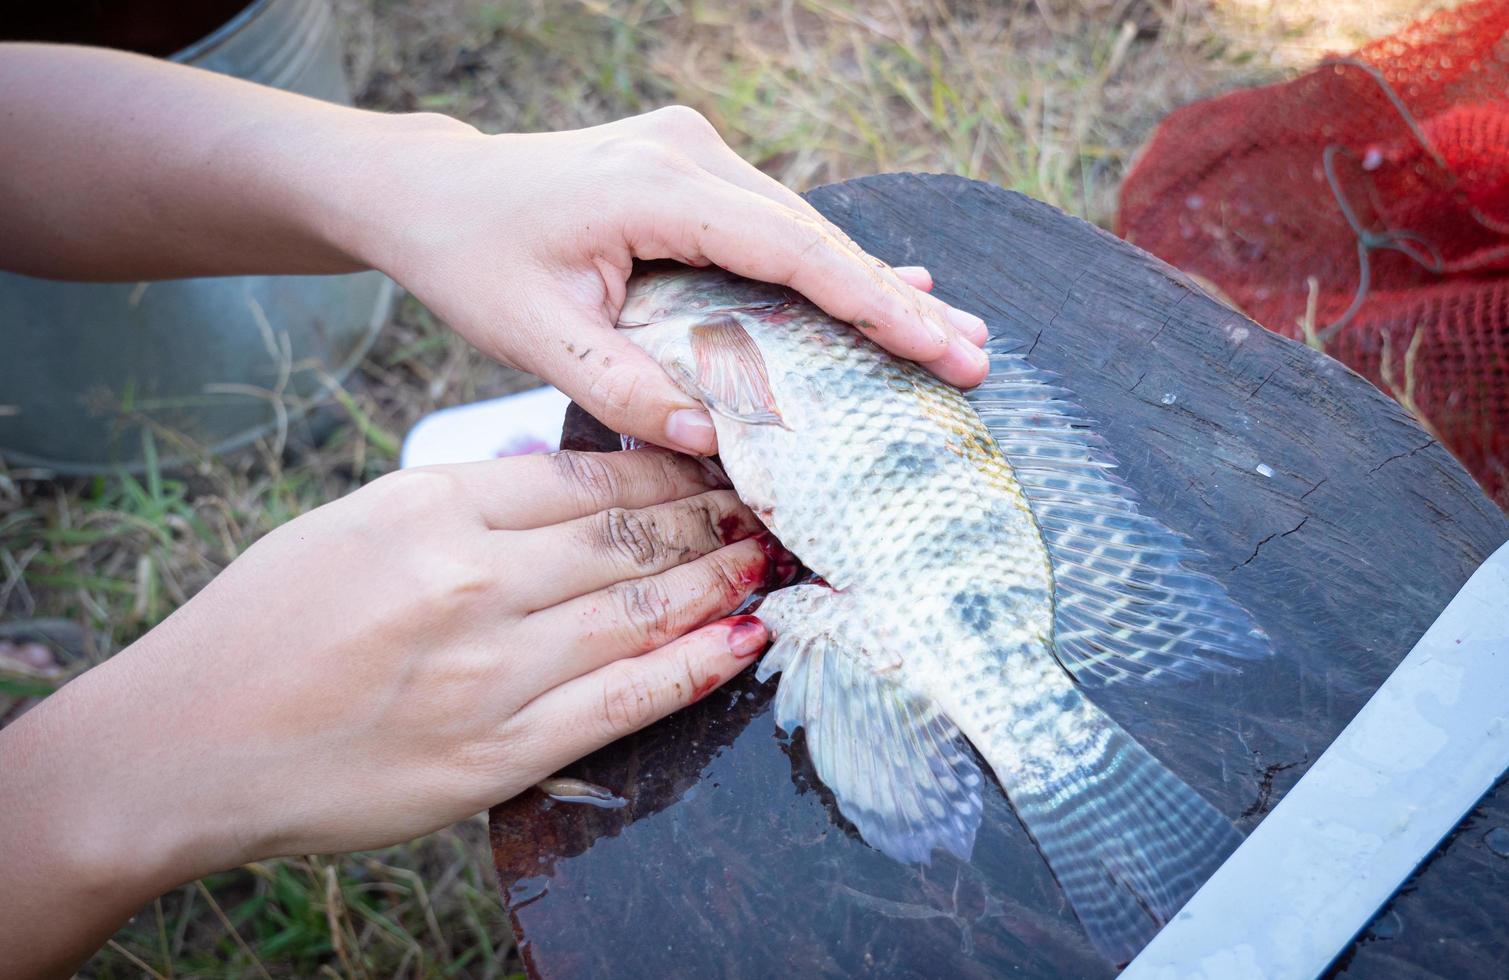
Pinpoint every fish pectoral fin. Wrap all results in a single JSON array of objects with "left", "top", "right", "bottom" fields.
[
  {"left": 679, "top": 315, "right": 786, "bottom": 426},
  {"left": 967, "top": 343, "right": 1273, "bottom": 686},
  {"left": 755, "top": 586, "right": 983, "bottom": 864}
]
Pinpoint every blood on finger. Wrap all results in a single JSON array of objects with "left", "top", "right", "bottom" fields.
[
  {"left": 690, "top": 673, "right": 722, "bottom": 701},
  {"left": 732, "top": 549, "right": 771, "bottom": 592}
]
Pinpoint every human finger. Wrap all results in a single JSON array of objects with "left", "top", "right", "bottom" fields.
[
  {"left": 519, "top": 301, "right": 721, "bottom": 455},
  {"left": 674, "top": 141, "right": 990, "bottom": 349},
  {"left": 916, "top": 289, "right": 988, "bottom": 346},
  {"left": 520, "top": 537, "right": 766, "bottom": 690},
  {"left": 506, "top": 489, "right": 762, "bottom": 609},
  {"left": 429, "top": 448, "right": 721, "bottom": 530},
  {"left": 512, "top": 614, "right": 768, "bottom": 768},
  {"left": 644, "top": 182, "right": 989, "bottom": 386}
]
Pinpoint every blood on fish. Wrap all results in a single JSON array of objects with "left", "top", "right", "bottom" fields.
[
  {"left": 757, "top": 532, "right": 802, "bottom": 588},
  {"left": 719, "top": 507, "right": 800, "bottom": 589},
  {"left": 763, "top": 304, "right": 800, "bottom": 325}
]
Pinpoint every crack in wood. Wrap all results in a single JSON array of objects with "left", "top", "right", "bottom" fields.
[
  {"left": 1232, "top": 516, "right": 1310, "bottom": 570},
  {"left": 1246, "top": 365, "right": 1281, "bottom": 401},
  {"left": 1147, "top": 291, "right": 1191, "bottom": 345},
  {"left": 1367, "top": 440, "right": 1435, "bottom": 475},
  {"left": 1241, "top": 757, "right": 1307, "bottom": 819},
  {"left": 1035, "top": 269, "right": 1093, "bottom": 354}
]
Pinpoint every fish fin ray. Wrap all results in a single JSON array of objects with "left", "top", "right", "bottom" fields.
[
  {"left": 966, "top": 343, "right": 1272, "bottom": 686},
  {"left": 681, "top": 315, "right": 786, "bottom": 426},
  {"left": 1000, "top": 705, "right": 1242, "bottom": 964},
  {"left": 756, "top": 586, "right": 983, "bottom": 864}
]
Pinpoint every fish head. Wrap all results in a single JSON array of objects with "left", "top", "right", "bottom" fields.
[
  {"left": 618, "top": 266, "right": 789, "bottom": 434},
  {"left": 617, "top": 266, "right": 719, "bottom": 393},
  {"left": 617, "top": 262, "right": 751, "bottom": 330},
  {"left": 615, "top": 307, "right": 702, "bottom": 394},
  {"left": 617, "top": 265, "right": 798, "bottom": 536},
  {"left": 619, "top": 262, "right": 798, "bottom": 331}
]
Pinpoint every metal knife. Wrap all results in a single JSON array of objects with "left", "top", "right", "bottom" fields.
[{"left": 1122, "top": 540, "right": 1509, "bottom": 979}]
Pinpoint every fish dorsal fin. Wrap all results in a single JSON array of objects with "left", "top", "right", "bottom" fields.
[
  {"left": 755, "top": 584, "right": 985, "bottom": 864},
  {"left": 680, "top": 315, "right": 785, "bottom": 426},
  {"left": 965, "top": 343, "right": 1272, "bottom": 685}
]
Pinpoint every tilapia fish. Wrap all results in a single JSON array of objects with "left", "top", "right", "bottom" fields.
[{"left": 618, "top": 262, "right": 1270, "bottom": 963}]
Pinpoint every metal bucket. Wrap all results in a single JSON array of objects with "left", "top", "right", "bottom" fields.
[{"left": 0, "top": 0, "right": 394, "bottom": 473}]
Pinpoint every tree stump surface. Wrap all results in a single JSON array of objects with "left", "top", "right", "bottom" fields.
[{"left": 489, "top": 173, "right": 1509, "bottom": 978}]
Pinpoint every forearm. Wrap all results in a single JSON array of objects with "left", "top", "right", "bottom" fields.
[
  {"left": 0, "top": 43, "right": 470, "bottom": 281},
  {"left": 0, "top": 630, "right": 219, "bottom": 978}
]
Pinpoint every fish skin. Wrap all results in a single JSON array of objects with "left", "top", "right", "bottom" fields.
[{"left": 618, "top": 262, "right": 1249, "bottom": 964}]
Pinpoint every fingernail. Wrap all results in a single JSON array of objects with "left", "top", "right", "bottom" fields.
[
  {"left": 945, "top": 307, "right": 989, "bottom": 346},
  {"left": 726, "top": 615, "right": 768, "bottom": 658},
  {"left": 665, "top": 409, "right": 717, "bottom": 455},
  {"left": 894, "top": 265, "right": 933, "bottom": 286}
]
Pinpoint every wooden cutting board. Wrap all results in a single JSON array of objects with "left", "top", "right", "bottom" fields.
[{"left": 490, "top": 173, "right": 1509, "bottom": 979}]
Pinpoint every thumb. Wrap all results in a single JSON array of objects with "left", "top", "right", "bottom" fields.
[{"left": 528, "top": 315, "right": 718, "bottom": 456}]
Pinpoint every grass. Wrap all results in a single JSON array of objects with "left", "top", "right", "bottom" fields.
[
  {"left": 88, "top": 827, "right": 508, "bottom": 980},
  {"left": 0, "top": 1, "right": 1441, "bottom": 975}
]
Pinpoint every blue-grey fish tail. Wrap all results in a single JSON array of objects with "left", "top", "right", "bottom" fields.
[{"left": 998, "top": 715, "right": 1242, "bottom": 966}]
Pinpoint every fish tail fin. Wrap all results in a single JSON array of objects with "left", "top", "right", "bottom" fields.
[{"left": 987, "top": 696, "right": 1241, "bottom": 965}]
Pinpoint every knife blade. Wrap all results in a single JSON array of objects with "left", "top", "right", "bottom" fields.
[{"left": 1122, "top": 540, "right": 1509, "bottom": 980}]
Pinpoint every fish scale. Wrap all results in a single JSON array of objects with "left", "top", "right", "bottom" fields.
[{"left": 619, "top": 263, "right": 1272, "bottom": 964}]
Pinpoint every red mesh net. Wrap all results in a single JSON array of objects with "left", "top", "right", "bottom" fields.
[{"left": 1117, "top": 0, "right": 1509, "bottom": 508}]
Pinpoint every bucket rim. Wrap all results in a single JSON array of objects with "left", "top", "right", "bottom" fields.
[{"left": 168, "top": 0, "right": 275, "bottom": 64}]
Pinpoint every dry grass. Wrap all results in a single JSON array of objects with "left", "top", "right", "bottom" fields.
[
  {"left": 1219, "top": 0, "right": 1459, "bottom": 64},
  {"left": 341, "top": 0, "right": 1280, "bottom": 222},
  {"left": 0, "top": 1, "right": 1441, "bottom": 975}
]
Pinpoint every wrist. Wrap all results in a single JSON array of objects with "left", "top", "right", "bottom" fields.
[{"left": 322, "top": 109, "right": 487, "bottom": 279}]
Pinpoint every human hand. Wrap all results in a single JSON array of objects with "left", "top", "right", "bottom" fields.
[
  {"left": 0, "top": 449, "right": 772, "bottom": 976},
  {"left": 354, "top": 106, "right": 990, "bottom": 456},
  {"left": 0, "top": 49, "right": 987, "bottom": 458}
]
